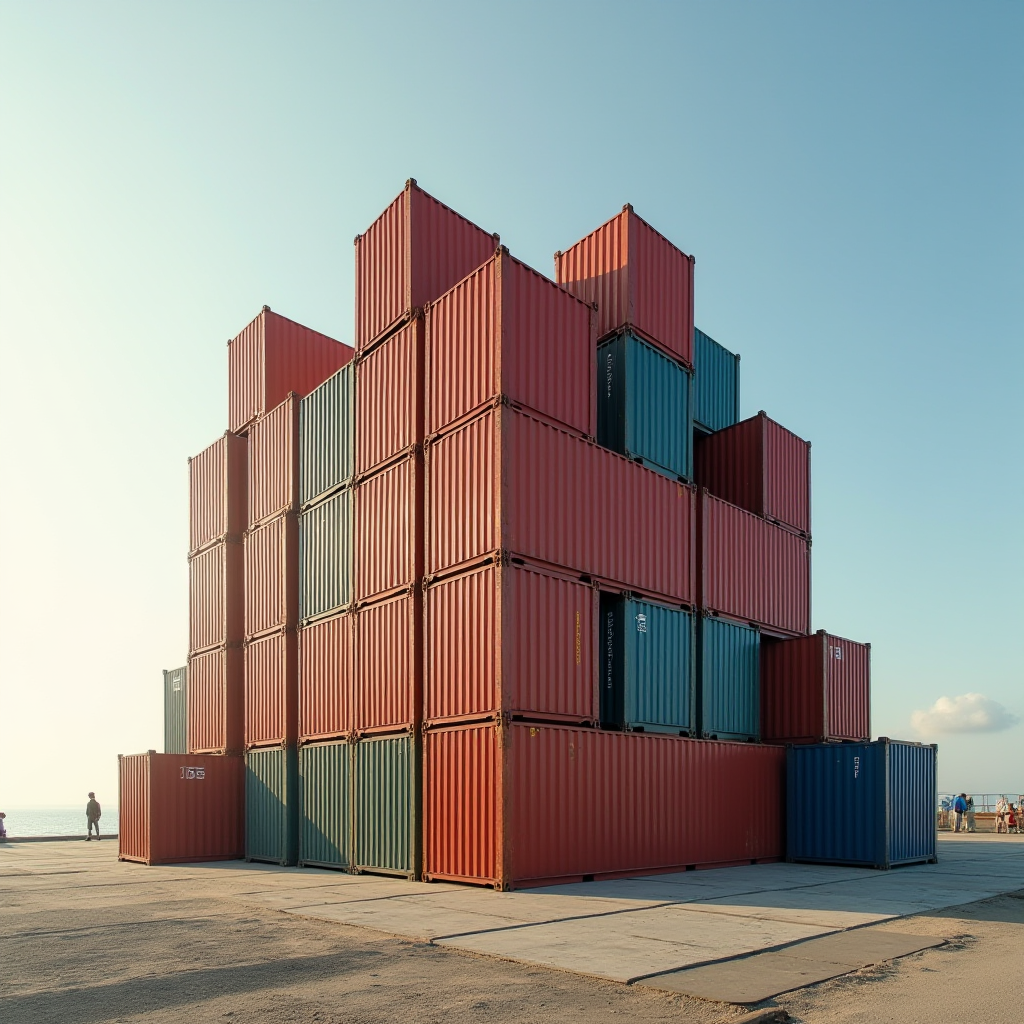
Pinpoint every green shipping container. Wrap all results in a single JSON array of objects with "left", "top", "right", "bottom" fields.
[
  {"left": 353, "top": 733, "right": 420, "bottom": 879},
  {"left": 245, "top": 746, "right": 299, "bottom": 865},
  {"left": 163, "top": 666, "right": 187, "bottom": 754},
  {"left": 299, "top": 740, "right": 352, "bottom": 870},
  {"left": 300, "top": 363, "right": 355, "bottom": 508}
]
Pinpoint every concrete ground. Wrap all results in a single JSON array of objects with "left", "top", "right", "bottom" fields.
[{"left": 1, "top": 833, "right": 1021, "bottom": 1022}]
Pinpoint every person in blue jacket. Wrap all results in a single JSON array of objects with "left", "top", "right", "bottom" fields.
[{"left": 953, "top": 793, "right": 967, "bottom": 833}]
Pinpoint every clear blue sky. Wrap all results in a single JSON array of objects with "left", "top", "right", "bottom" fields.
[{"left": 1, "top": 2, "right": 1021, "bottom": 805}]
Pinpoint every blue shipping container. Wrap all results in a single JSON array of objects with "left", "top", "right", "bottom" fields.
[
  {"left": 787, "top": 740, "right": 937, "bottom": 869},
  {"left": 693, "top": 328, "right": 740, "bottom": 434},
  {"left": 245, "top": 746, "right": 299, "bottom": 866},
  {"left": 699, "top": 616, "right": 759, "bottom": 741},
  {"left": 300, "top": 363, "right": 355, "bottom": 509},
  {"left": 597, "top": 331, "right": 692, "bottom": 481},
  {"left": 600, "top": 594, "right": 694, "bottom": 734},
  {"left": 299, "top": 740, "right": 351, "bottom": 870}
]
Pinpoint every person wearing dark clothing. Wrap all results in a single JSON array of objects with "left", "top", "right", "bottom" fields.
[
  {"left": 86, "top": 793, "right": 101, "bottom": 840},
  {"left": 953, "top": 793, "right": 967, "bottom": 833}
]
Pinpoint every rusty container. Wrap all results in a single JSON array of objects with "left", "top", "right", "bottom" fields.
[
  {"left": 119, "top": 752, "right": 244, "bottom": 865},
  {"left": 188, "top": 540, "right": 244, "bottom": 655},
  {"left": 424, "top": 722, "right": 785, "bottom": 889},
  {"left": 761, "top": 630, "right": 871, "bottom": 744},
  {"left": 555, "top": 205, "right": 694, "bottom": 368},
  {"left": 298, "top": 611, "right": 354, "bottom": 743},
  {"left": 355, "top": 179, "right": 498, "bottom": 352},
  {"left": 228, "top": 307, "right": 353, "bottom": 434},
  {"left": 186, "top": 646, "right": 244, "bottom": 755},
  {"left": 244, "top": 628, "right": 298, "bottom": 749},
  {"left": 425, "top": 248, "right": 596, "bottom": 439},
  {"left": 695, "top": 411, "right": 811, "bottom": 537},
  {"left": 244, "top": 513, "right": 299, "bottom": 640},
  {"left": 424, "top": 561, "right": 598, "bottom": 726},
  {"left": 189, "top": 432, "right": 247, "bottom": 556},
  {"left": 249, "top": 393, "right": 299, "bottom": 528}
]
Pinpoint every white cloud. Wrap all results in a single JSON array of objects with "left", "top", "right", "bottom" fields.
[{"left": 911, "top": 693, "right": 1020, "bottom": 736}]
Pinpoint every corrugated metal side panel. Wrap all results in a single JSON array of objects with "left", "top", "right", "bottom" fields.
[
  {"left": 423, "top": 723, "right": 499, "bottom": 885},
  {"left": 189, "top": 433, "right": 247, "bottom": 555},
  {"left": 164, "top": 667, "right": 188, "bottom": 754},
  {"left": 118, "top": 754, "right": 150, "bottom": 863},
  {"left": 693, "top": 328, "right": 739, "bottom": 433},
  {"left": 887, "top": 742, "right": 937, "bottom": 866},
  {"left": 188, "top": 541, "right": 244, "bottom": 655},
  {"left": 298, "top": 612, "right": 354, "bottom": 742},
  {"left": 354, "top": 453, "right": 421, "bottom": 603},
  {"left": 186, "top": 647, "right": 244, "bottom": 755},
  {"left": 263, "top": 312, "right": 353, "bottom": 416},
  {"left": 245, "top": 513, "right": 299, "bottom": 639},
  {"left": 762, "top": 417, "right": 811, "bottom": 536},
  {"left": 355, "top": 590, "right": 420, "bottom": 733},
  {"left": 249, "top": 394, "right": 299, "bottom": 527},
  {"left": 356, "top": 317, "right": 423, "bottom": 476},
  {"left": 299, "top": 488, "right": 352, "bottom": 621},
  {"left": 244, "top": 629, "right": 297, "bottom": 749},
  {"left": 353, "top": 734, "right": 419, "bottom": 876},
  {"left": 228, "top": 312, "right": 265, "bottom": 434},
  {"left": 623, "top": 601, "right": 694, "bottom": 733},
  {"left": 300, "top": 364, "right": 354, "bottom": 507},
  {"left": 826, "top": 634, "right": 871, "bottom": 742},
  {"left": 355, "top": 188, "right": 407, "bottom": 351},
  {"left": 760, "top": 633, "right": 825, "bottom": 743},
  {"left": 299, "top": 740, "right": 351, "bottom": 868},
  {"left": 699, "top": 617, "right": 759, "bottom": 741},
  {"left": 246, "top": 746, "right": 298, "bottom": 865}
]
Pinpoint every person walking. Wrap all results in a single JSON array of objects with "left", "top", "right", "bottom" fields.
[
  {"left": 995, "top": 795, "right": 1009, "bottom": 834},
  {"left": 86, "top": 792, "right": 101, "bottom": 840},
  {"left": 953, "top": 793, "right": 967, "bottom": 833},
  {"left": 0, "top": 811, "right": 7, "bottom": 840},
  {"left": 965, "top": 795, "right": 976, "bottom": 833}
]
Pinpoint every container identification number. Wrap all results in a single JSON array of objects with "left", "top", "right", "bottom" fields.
[
  {"left": 180, "top": 767, "right": 206, "bottom": 780},
  {"left": 636, "top": 613, "right": 647, "bottom": 633},
  {"left": 853, "top": 756, "right": 860, "bottom": 779}
]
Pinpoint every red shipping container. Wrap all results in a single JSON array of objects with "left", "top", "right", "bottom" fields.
[
  {"left": 425, "top": 405, "right": 695, "bottom": 605},
  {"left": 188, "top": 540, "right": 244, "bottom": 655},
  {"left": 298, "top": 611, "right": 354, "bottom": 742},
  {"left": 354, "top": 590, "right": 420, "bottom": 734},
  {"left": 354, "top": 452, "right": 422, "bottom": 604},
  {"left": 187, "top": 646, "right": 244, "bottom": 754},
  {"left": 424, "top": 722, "right": 784, "bottom": 889},
  {"left": 356, "top": 314, "right": 424, "bottom": 477},
  {"left": 355, "top": 179, "right": 498, "bottom": 352},
  {"left": 425, "top": 248, "right": 596, "bottom": 439},
  {"left": 244, "top": 513, "right": 298, "bottom": 640},
  {"left": 699, "top": 490, "right": 810, "bottom": 637},
  {"left": 228, "top": 307, "right": 353, "bottom": 435},
  {"left": 119, "top": 752, "right": 244, "bottom": 865},
  {"left": 244, "top": 628, "right": 297, "bottom": 748},
  {"left": 695, "top": 412, "right": 811, "bottom": 537},
  {"left": 189, "top": 432, "right": 247, "bottom": 556},
  {"left": 555, "top": 205, "right": 695, "bottom": 368},
  {"left": 248, "top": 393, "right": 299, "bottom": 528},
  {"left": 424, "top": 561, "right": 598, "bottom": 726},
  {"left": 761, "top": 630, "right": 871, "bottom": 744}
]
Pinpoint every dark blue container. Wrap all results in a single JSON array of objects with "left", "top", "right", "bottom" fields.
[
  {"left": 787, "top": 739, "right": 938, "bottom": 869},
  {"left": 597, "top": 331, "right": 692, "bottom": 481},
  {"left": 693, "top": 327, "right": 739, "bottom": 434},
  {"left": 698, "top": 616, "right": 759, "bottom": 741},
  {"left": 600, "top": 594, "right": 694, "bottom": 734}
]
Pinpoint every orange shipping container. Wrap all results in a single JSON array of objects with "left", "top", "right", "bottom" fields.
[
  {"left": 298, "top": 612, "right": 354, "bottom": 742},
  {"left": 188, "top": 540, "right": 244, "bottom": 655},
  {"left": 354, "top": 590, "right": 420, "bottom": 735},
  {"left": 248, "top": 393, "right": 299, "bottom": 528},
  {"left": 244, "top": 628, "right": 297, "bottom": 749},
  {"left": 244, "top": 513, "right": 298, "bottom": 640},
  {"left": 189, "top": 432, "right": 247, "bottom": 556},
  {"left": 186, "top": 645, "right": 244, "bottom": 754}
]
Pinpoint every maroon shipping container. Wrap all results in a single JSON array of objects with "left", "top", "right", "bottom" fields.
[
  {"left": 425, "top": 248, "right": 596, "bottom": 439},
  {"left": 228, "top": 307, "right": 353, "bottom": 435},
  {"left": 424, "top": 561, "right": 598, "bottom": 726},
  {"left": 424, "top": 722, "right": 784, "bottom": 889},
  {"left": 354, "top": 590, "right": 421, "bottom": 734},
  {"left": 298, "top": 611, "right": 354, "bottom": 742},
  {"left": 761, "top": 630, "right": 871, "bottom": 744},
  {"left": 355, "top": 179, "right": 498, "bottom": 352},
  {"left": 699, "top": 491, "right": 810, "bottom": 637},
  {"left": 189, "top": 432, "right": 247, "bottom": 556},
  {"left": 356, "top": 314, "right": 424, "bottom": 477},
  {"left": 695, "top": 412, "right": 811, "bottom": 537},
  {"left": 248, "top": 393, "right": 299, "bottom": 528},
  {"left": 244, "top": 513, "right": 298, "bottom": 640},
  {"left": 354, "top": 452, "right": 422, "bottom": 604},
  {"left": 186, "top": 646, "right": 244, "bottom": 755},
  {"left": 426, "top": 405, "right": 695, "bottom": 605},
  {"left": 119, "top": 752, "right": 244, "bottom": 865},
  {"left": 244, "top": 628, "right": 298, "bottom": 748},
  {"left": 555, "top": 205, "right": 695, "bottom": 367},
  {"left": 188, "top": 540, "right": 244, "bottom": 655}
]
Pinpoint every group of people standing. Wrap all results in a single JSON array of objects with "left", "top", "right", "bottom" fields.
[{"left": 948, "top": 793, "right": 1020, "bottom": 833}]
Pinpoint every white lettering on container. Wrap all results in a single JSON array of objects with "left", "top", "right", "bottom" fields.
[
  {"left": 180, "top": 767, "right": 206, "bottom": 780},
  {"left": 636, "top": 613, "right": 647, "bottom": 633}
]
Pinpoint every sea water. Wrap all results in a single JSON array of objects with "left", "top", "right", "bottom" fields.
[{"left": 1, "top": 808, "right": 120, "bottom": 837}]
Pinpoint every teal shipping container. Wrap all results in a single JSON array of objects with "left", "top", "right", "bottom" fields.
[
  {"left": 353, "top": 733, "right": 420, "bottom": 878},
  {"left": 299, "top": 364, "right": 355, "bottom": 509},
  {"left": 245, "top": 746, "right": 299, "bottom": 866},
  {"left": 597, "top": 331, "right": 692, "bottom": 481},
  {"left": 698, "top": 616, "right": 760, "bottom": 741},
  {"left": 788, "top": 740, "right": 938, "bottom": 869},
  {"left": 600, "top": 594, "right": 694, "bottom": 734},
  {"left": 299, "top": 740, "right": 351, "bottom": 870},
  {"left": 163, "top": 666, "right": 187, "bottom": 754},
  {"left": 299, "top": 487, "right": 352, "bottom": 622},
  {"left": 693, "top": 328, "right": 740, "bottom": 434}
]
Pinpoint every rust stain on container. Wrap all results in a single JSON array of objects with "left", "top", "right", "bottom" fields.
[
  {"left": 244, "top": 513, "right": 299, "bottom": 640},
  {"left": 189, "top": 540, "right": 244, "bottom": 655},
  {"left": 189, "top": 432, "right": 247, "bottom": 556},
  {"left": 244, "top": 628, "right": 298, "bottom": 749},
  {"left": 248, "top": 394, "right": 299, "bottom": 528},
  {"left": 187, "top": 646, "right": 244, "bottom": 755},
  {"left": 298, "top": 611, "right": 354, "bottom": 743}
]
